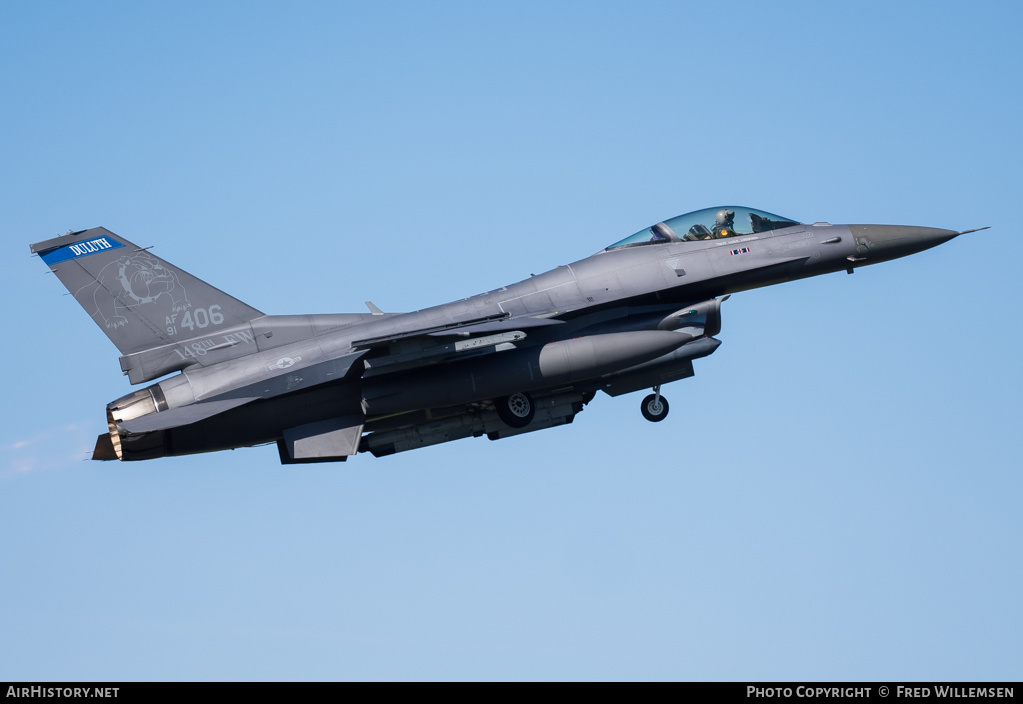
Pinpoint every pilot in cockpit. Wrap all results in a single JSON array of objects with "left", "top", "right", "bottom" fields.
[{"left": 712, "top": 209, "right": 736, "bottom": 238}]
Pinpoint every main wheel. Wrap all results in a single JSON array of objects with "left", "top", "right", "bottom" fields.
[
  {"left": 641, "top": 393, "right": 669, "bottom": 422},
  {"left": 496, "top": 392, "right": 535, "bottom": 428}
]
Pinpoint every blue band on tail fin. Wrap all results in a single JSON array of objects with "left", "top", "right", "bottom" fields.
[{"left": 40, "top": 236, "right": 125, "bottom": 265}]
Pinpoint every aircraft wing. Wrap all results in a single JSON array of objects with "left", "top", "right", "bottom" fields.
[
  {"left": 352, "top": 313, "right": 564, "bottom": 377},
  {"left": 427, "top": 315, "right": 564, "bottom": 337},
  {"left": 351, "top": 312, "right": 562, "bottom": 349}
]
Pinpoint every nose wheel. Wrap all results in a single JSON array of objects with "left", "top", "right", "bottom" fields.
[{"left": 641, "top": 386, "right": 669, "bottom": 422}]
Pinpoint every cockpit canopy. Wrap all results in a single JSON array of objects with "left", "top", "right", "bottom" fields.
[{"left": 606, "top": 206, "right": 800, "bottom": 250}]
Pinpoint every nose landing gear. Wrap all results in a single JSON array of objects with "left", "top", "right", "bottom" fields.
[{"left": 641, "top": 385, "right": 669, "bottom": 422}]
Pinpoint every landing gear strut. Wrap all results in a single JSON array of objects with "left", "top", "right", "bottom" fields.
[{"left": 641, "top": 385, "right": 669, "bottom": 422}]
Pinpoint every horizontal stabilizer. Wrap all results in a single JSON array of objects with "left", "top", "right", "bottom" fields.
[
  {"left": 92, "top": 433, "right": 118, "bottom": 460},
  {"left": 118, "top": 396, "right": 259, "bottom": 433}
]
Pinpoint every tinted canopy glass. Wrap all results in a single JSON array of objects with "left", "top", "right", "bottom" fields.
[{"left": 607, "top": 206, "right": 800, "bottom": 250}]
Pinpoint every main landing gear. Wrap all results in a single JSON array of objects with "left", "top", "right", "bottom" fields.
[
  {"left": 496, "top": 391, "right": 536, "bottom": 428},
  {"left": 641, "top": 385, "right": 669, "bottom": 422}
]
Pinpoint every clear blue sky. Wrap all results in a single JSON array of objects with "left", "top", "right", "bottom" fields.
[{"left": 2, "top": 0, "right": 1021, "bottom": 681}]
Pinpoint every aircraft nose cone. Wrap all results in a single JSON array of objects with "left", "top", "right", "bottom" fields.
[{"left": 849, "top": 225, "right": 959, "bottom": 262}]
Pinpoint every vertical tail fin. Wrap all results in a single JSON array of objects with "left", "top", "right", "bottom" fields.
[{"left": 31, "top": 227, "right": 264, "bottom": 355}]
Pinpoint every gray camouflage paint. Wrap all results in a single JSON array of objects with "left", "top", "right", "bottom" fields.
[{"left": 29, "top": 214, "right": 965, "bottom": 463}]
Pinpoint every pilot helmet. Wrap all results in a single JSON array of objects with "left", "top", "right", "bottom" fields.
[{"left": 715, "top": 209, "right": 735, "bottom": 226}]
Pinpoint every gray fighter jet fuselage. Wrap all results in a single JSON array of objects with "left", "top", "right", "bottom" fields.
[{"left": 30, "top": 206, "right": 980, "bottom": 463}]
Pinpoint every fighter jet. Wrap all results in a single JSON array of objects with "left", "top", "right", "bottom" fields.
[{"left": 30, "top": 206, "right": 984, "bottom": 463}]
